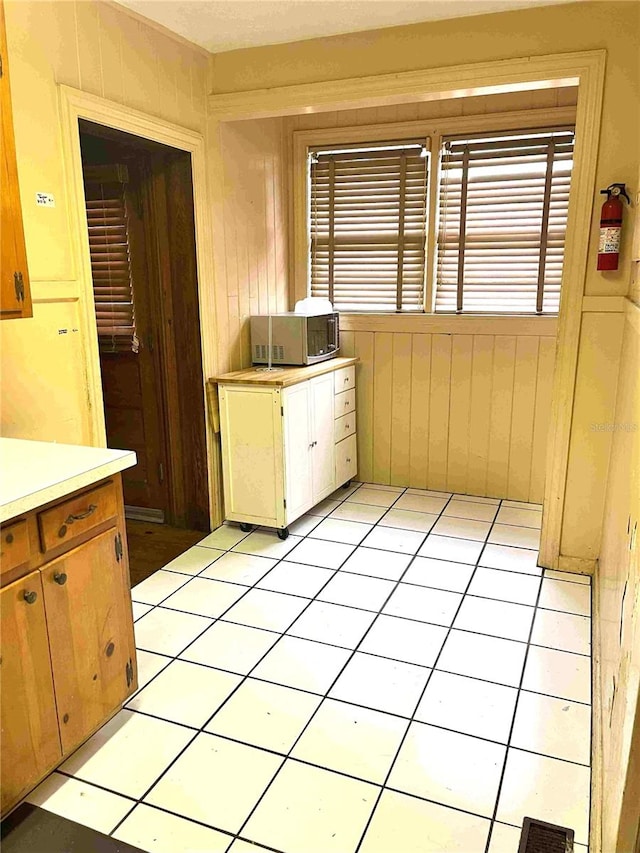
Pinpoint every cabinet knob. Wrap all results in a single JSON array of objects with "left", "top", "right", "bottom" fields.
[
  {"left": 23, "top": 590, "right": 38, "bottom": 605},
  {"left": 53, "top": 572, "right": 68, "bottom": 585},
  {"left": 5, "top": 533, "right": 14, "bottom": 544},
  {"left": 346, "top": 457, "right": 351, "bottom": 463}
]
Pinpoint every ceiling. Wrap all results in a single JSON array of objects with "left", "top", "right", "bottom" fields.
[{"left": 113, "top": 0, "right": 580, "bottom": 54}]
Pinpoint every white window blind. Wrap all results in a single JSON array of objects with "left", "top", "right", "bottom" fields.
[
  {"left": 309, "top": 141, "right": 428, "bottom": 312},
  {"left": 84, "top": 164, "right": 139, "bottom": 354},
  {"left": 436, "top": 128, "right": 574, "bottom": 314}
]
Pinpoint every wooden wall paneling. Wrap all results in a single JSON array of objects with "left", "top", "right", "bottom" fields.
[
  {"left": 447, "top": 335, "right": 474, "bottom": 493},
  {"left": 427, "top": 334, "right": 452, "bottom": 491},
  {"left": 209, "top": 121, "right": 231, "bottom": 376},
  {"left": 372, "top": 333, "right": 394, "bottom": 483},
  {"left": 390, "top": 333, "right": 413, "bottom": 486},
  {"left": 74, "top": 0, "right": 102, "bottom": 97},
  {"left": 409, "top": 334, "right": 432, "bottom": 489},
  {"left": 354, "top": 331, "right": 375, "bottom": 483},
  {"left": 259, "top": 148, "right": 272, "bottom": 315},
  {"left": 339, "top": 331, "right": 355, "bottom": 358},
  {"left": 95, "top": 3, "right": 123, "bottom": 104},
  {"left": 486, "top": 336, "right": 517, "bottom": 497},
  {"left": 151, "top": 33, "right": 181, "bottom": 124},
  {"left": 118, "top": 17, "right": 160, "bottom": 119},
  {"left": 466, "top": 335, "right": 495, "bottom": 497},
  {"left": 507, "top": 336, "right": 540, "bottom": 501},
  {"left": 529, "top": 337, "right": 556, "bottom": 502}
]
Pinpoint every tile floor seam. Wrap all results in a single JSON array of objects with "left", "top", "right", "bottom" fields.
[
  {"left": 134, "top": 567, "right": 590, "bottom": 618},
  {"left": 110, "top": 499, "right": 393, "bottom": 843},
  {"left": 227, "top": 492, "right": 448, "bottom": 847},
  {"left": 350, "top": 497, "right": 506, "bottom": 852},
  {"left": 45, "top": 485, "right": 591, "bottom": 853},
  {"left": 481, "top": 553, "right": 592, "bottom": 853}
]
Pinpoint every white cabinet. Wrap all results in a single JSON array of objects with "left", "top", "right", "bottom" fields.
[{"left": 217, "top": 359, "right": 357, "bottom": 535}]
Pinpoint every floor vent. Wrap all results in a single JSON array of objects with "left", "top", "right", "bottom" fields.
[{"left": 518, "top": 817, "right": 575, "bottom": 853}]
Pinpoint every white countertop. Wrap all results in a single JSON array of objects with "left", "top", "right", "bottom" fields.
[{"left": 0, "top": 438, "right": 137, "bottom": 523}]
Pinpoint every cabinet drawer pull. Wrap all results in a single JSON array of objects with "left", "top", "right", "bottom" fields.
[
  {"left": 53, "top": 572, "right": 68, "bottom": 586},
  {"left": 66, "top": 504, "right": 98, "bottom": 524},
  {"left": 23, "top": 590, "right": 38, "bottom": 605}
]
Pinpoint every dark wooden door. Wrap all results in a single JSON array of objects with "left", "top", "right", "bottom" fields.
[
  {"left": 81, "top": 125, "right": 209, "bottom": 531},
  {"left": 84, "top": 168, "right": 170, "bottom": 517}
]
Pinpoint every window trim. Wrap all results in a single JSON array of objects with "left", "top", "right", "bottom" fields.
[{"left": 292, "top": 104, "right": 577, "bottom": 316}]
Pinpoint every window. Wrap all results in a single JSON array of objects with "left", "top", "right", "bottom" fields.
[
  {"left": 309, "top": 141, "right": 429, "bottom": 312},
  {"left": 436, "top": 127, "right": 574, "bottom": 314},
  {"left": 84, "top": 164, "right": 139, "bottom": 353}
]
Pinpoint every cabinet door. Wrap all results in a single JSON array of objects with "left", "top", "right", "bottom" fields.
[
  {"left": 219, "top": 385, "right": 285, "bottom": 527},
  {"left": 0, "top": 571, "right": 61, "bottom": 814},
  {"left": 309, "top": 374, "right": 336, "bottom": 503},
  {"left": 41, "top": 529, "right": 136, "bottom": 754},
  {"left": 283, "top": 381, "right": 313, "bottom": 520},
  {"left": 0, "top": 1, "right": 32, "bottom": 320}
]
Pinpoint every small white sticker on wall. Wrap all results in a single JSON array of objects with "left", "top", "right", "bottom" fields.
[{"left": 36, "top": 192, "right": 55, "bottom": 207}]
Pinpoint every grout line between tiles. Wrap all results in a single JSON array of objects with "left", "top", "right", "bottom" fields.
[{"left": 71, "top": 483, "right": 590, "bottom": 853}]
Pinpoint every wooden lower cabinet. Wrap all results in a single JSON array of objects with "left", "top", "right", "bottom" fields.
[
  {"left": 0, "top": 475, "right": 137, "bottom": 815},
  {"left": 0, "top": 572, "right": 62, "bottom": 813},
  {"left": 41, "top": 530, "right": 136, "bottom": 755}
]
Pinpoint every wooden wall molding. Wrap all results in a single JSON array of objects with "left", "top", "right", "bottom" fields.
[
  {"left": 57, "top": 84, "right": 222, "bottom": 528},
  {"left": 208, "top": 51, "right": 596, "bottom": 120},
  {"left": 582, "top": 296, "right": 627, "bottom": 313},
  {"left": 340, "top": 314, "right": 558, "bottom": 337}
]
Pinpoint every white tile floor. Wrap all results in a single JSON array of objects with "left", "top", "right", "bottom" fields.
[{"left": 27, "top": 483, "right": 592, "bottom": 853}]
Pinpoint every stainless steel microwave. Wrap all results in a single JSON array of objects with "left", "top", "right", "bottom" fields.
[{"left": 250, "top": 313, "right": 339, "bottom": 365}]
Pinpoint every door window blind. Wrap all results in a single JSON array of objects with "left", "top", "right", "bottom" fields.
[
  {"left": 436, "top": 128, "right": 574, "bottom": 314},
  {"left": 84, "top": 165, "right": 139, "bottom": 354},
  {"left": 309, "top": 141, "right": 428, "bottom": 312}
]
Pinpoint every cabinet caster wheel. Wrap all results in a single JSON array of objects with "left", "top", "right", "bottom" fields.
[
  {"left": 240, "top": 523, "right": 252, "bottom": 533},
  {"left": 342, "top": 480, "right": 352, "bottom": 489},
  {"left": 277, "top": 527, "right": 289, "bottom": 540}
]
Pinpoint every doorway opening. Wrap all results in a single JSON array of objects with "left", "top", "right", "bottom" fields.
[{"left": 79, "top": 121, "right": 209, "bottom": 578}]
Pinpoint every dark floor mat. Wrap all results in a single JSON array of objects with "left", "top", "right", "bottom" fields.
[{"left": 1, "top": 803, "right": 144, "bottom": 853}]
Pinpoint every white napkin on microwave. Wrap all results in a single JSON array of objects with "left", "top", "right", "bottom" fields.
[{"left": 294, "top": 297, "right": 334, "bottom": 315}]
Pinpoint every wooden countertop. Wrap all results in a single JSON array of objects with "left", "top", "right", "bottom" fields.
[
  {"left": 0, "top": 438, "right": 137, "bottom": 523},
  {"left": 211, "top": 356, "right": 358, "bottom": 387}
]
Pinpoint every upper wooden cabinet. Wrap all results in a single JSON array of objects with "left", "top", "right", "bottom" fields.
[{"left": 0, "top": 0, "right": 32, "bottom": 320}]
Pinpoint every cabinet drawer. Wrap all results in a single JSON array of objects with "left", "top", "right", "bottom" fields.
[
  {"left": 335, "top": 389, "right": 355, "bottom": 418},
  {"left": 38, "top": 482, "right": 118, "bottom": 554},
  {"left": 334, "top": 412, "right": 357, "bottom": 443},
  {"left": 334, "top": 366, "right": 355, "bottom": 395},
  {"left": 335, "top": 434, "right": 357, "bottom": 486},
  {"left": 0, "top": 519, "right": 30, "bottom": 576}
]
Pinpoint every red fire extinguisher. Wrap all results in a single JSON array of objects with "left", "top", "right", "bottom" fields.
[{"left": 597, "top": 183, "right": 630, "bottom": 271}]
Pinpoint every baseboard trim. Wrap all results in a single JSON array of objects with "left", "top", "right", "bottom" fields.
[
  {"left": 124, "top": 505, "right": 165, "bottom": 524},
  {"left": 557, "top": 554, "right": 597, "bottom": 575}
]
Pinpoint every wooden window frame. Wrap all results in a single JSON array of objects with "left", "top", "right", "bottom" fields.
[{"left": 293, "top": 105, "right": 577, "bottom": 315}]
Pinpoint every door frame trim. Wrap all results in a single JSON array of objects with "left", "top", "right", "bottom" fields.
[
  {"left": 58, "top": 84, "right": 222, "bottom": 528},
  {"left": 208, "top": 49, "right": 606, "bottom": 570}
]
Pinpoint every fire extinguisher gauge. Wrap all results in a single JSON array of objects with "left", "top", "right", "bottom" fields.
[{"left": 600, "top": 183, "right": 631, "bottom": 203}]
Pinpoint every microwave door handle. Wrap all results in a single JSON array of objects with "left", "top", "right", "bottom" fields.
[{"left": 328, "top": 316, "right": 338, "bottom": 350}]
